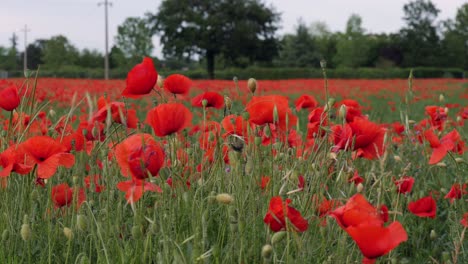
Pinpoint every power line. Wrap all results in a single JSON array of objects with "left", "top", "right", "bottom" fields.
[
  {"left": 20, "top": 25, "right": 30, "bottom": 73},
  {"left": 98, "top": 0, "right": 112, "bottom": 80}
]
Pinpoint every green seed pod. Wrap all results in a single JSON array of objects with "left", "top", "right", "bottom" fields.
[
  {"left": 271, "top": 231, "right": 287, "bottom": 245},
  {"left": 20, "top": 224, "right": 31, "bottom": 241},
  {"left": 77, "top": 214, "right": 88, "bottom": 232},
  {"left": 63, "top": 227, "right": 73, "bottom": 240},
  {"left": 261, "top": 244, "right": 273, "bottom": 260}
]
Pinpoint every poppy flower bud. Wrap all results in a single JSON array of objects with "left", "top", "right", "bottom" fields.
[
  {"left": 254, "top": 136, "right": 262, "bottom": 146},
  {"left": 216, "top": 193, "right": 234, "bottom": 205},
  {"left": 261, "top": 244, "right": 273, "bottom": 260},
  {"left": 455, "top": 158, "right": 464, "bottom": 163},
  {"left": 444, "top": 107, "right": 449, "bottom": 114},
  {"left": 394, "top": 155, "right": 402, "bottom": 162},
  {"left": 456, "top": 116, "right": 462, "bottom": 122},
  {"left": 439, "top": 94, "right": 445, "bottom": 102},
  {"left": 245, "top": 158, "right": 254, "bottom": 175},
  {"left": 157, "top": 75, "right": 164, "bottom": 88},
  {"left": 442, "top": 251, "right": 451, "bottom": 262},
  {"left": 225, "top": 96, "right": 232, "bottom": 111},
  {"left": 338, "top": 104, "right": 346, "bottom": 120},
  {"left": 131, "top": 225, "right": 143, "bottom": 239},
  {"left": 429, "top": 229, "right": 437, "bottom": 240},
  {"left": 63, "top": 227, "right": 73, "bottom": 240},
  {"left": 149, "top": 222, "right": 159, "bottom": 234},
  {"left": 248, "top": 78, "right": 257, "bottom": 94},
  {"left": 436, "top": 162, "right": 447, "bottom": 167},
  {"left": 272, "top": 105, "right": 279, "bottom": 124},
  {"left": 20, "top": 224, "right": 31, "bottom": 241},
  {"left": 356, "top": 183, "right": 364, "bottom": 193},
  {"left": 2, "top": 229, "right": 9, "bottom": 242},
  {"left": 77, "top": 215, "right": 88, "bottom": 232},
  {"left": 202, "top": 99, "right": 208, "bottom": 108},
  {"left": 320, "top": 59, "right": 327, "bottom": 69},
  {"left": 49, "top": 109, "right": 56, "bottom": 117},
  {"left": 271, "top": 231, "right": 287, "bottom": 245}
]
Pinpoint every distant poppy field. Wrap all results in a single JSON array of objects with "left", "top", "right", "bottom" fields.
[{"left": 0, "top": 59, "right": 467, "bottom": 263}]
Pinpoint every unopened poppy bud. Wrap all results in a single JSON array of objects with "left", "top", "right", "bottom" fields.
[
  {"left": 394, "top": 155, "right": 402, "bottom": 162},
  {"left": 63, "top": 227, "right": 73, "bottom": 240},
  {"left": 225, "top": 96, "right": 232, "bottom": 110},
  {"left": 320, "top": 59, "right": 327, "bottom": 69},
  {"left": 202, "top": 99, "right": 208, "bottom": 108},
  {"left": 356, "top": 183, "right": 364, "bottom": 193},
  {"left": 20, "top": 224, "right": 31, "bottom": 241},
  {"left": 429, "top": 229, "right": 437, "bottom": 240},
  {"left": 325, "top": 98, "right": 335, "bottom": 111},
  {"left": 444, "top": 107, "right": 449, "bottom": 114},
  {"left": 72, "top": 175, "right": 79, "bottom": 185},
  {"left": 261, "top": 244, "right": 273, "bottom": 260},
  {"left": 328, "top": 152, "right": 337, "bottom": 160},
  {"left": 254, "top": 136, "right": 262, "bottom": 146},
  {"left": 338, "top": 104, "right": 346, "bottom": 120},
  {"left": 233, "top": 76, "right": 238, "bottom": 83},
  {"left": 408, "top": 120, "right": 416, "bottom": 124},
  {"left": 456, "top": 116, "right": 462, "bottom": 122},
  {"left": 455, "top": 158, "right": 464, "bottom": 163},
  {"left": 216, "top": 193, "right": 234, "bottom": 205},
  {"left": 247, "top": 78, "right": 257, "bottom": 94},
  {"left": 271, "top": 231, "right": 287, "bottom": 245},
  {"left": 439, "top": 94, "right": 445, "bottom": 102},
  {"left": 31, "top": 189, "right": 39, "bottom": 201},
  {"left": 77, "top": 215, "right": 88, "bottom": 232},
  {"left": 273, "top": 105, "right": 279, "bottom": 123},
  {"left": 157, "top": 75, "right": 164, "bottom": 88},
  {"left": 49, "top": 109, "right": 56, "bottom": 117},
  {"left": 131, "top": 225, "right": 143, "bottom": 239},
  {"left": 2, "top": 229, "right": 9, "bottom": 241},
  {"left": 436, "top": 162, "right": 446, "bottom": 167}
]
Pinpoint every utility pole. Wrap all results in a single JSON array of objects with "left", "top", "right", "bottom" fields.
[
  {"left": 98, "top": 0, "right": 112, "bottom": 80},
  {"left": 20, "top": 25, "right": 30, "bottom": 73}
]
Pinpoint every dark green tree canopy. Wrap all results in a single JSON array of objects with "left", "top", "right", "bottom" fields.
[
  {"left": 147, "top": 0, "right": 280, "bottom": 78},
  {"left": 115, "top": 17, "right": 154, "bottom": 64}
]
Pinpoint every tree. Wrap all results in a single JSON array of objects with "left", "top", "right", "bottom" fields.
[
  {"left": 277, "top": 20, "right": 320, "bottom": 67},
  {"left": 42, "top": 35, "right": 79, "bottom": 70},
  {"left": 115, "top": 17, "right": 154, "bottom": 64},
  {"left": 334, "top": 14, "right": 372, "bottom": 68},
  {"left": 399, "top": 0, "right": 441, "bottom": 66},
  {"left": 0, "top": 33, "right": 20, "bottom": 71},
  {"left": 148, "top": 0, "right": 280, "bottom": 79},
  {"left": 77, "top": 49, "right": 104, "bottom": 69}
]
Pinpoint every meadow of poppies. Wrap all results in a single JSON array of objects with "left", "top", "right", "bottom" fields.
[{"left": 0, "top": 58, "right": 467, "bottom": 263}]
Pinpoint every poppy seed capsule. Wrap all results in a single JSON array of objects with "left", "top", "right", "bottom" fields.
[
  {"left": 157, "top": 75, "right": 164, "bottom": 88},
  {"left": 356, "top": 183, "right": 364, "bottom": 193},
  {"left": 20, "top": 224, "right": 31, "bottom": 241},
  {"left": 247, "top": 78, "right": 257, "bottom": 94},
  {"left": 63, "top": 227, "right": 73, "bottom": 240},
  {"left": 430, "top": 229, "right": 437, "bottom": 240},
  {"left": 261, "top": 244, "right": 273, "bottom": 260},
  {"left": 225, "top": 96, "right": 232, "bottom": 110},
  {"left": 215, "top": 193, "right": 234, "bottom": 205},
  {"left": 271, "top": 231, "right": 287, "bottom": 245}
]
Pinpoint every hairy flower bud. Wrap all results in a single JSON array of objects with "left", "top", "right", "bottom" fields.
[
  {"left": 216, "top": 193, "right": 234, "bottom": 205},
  {"left": 247, "top": 78, "right": 257, "bottom": 94}
]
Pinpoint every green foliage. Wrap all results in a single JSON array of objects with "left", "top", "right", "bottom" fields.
[
  {"left": 115, "top": 17, "right": 154, "bottom": 64},
  {"left": 42, "top": 35, "right": 79, "bottom": 70},
  {"left": 148, "top": 0, "right": 280, "bottom": 78}
]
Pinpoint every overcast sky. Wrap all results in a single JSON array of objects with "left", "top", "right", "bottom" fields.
[{"left": 0, "top": 0, "right": 465, "bottom": 58}]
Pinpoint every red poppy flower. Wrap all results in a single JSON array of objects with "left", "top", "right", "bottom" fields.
[
  {"left": 146, "top": 103, "right": 192, "bottom": 137},
  {"left": 348, "top": 118, "right": 386, "bottom": 159},
  {"left": 259, "top": 176, "right": 271, "bottom": 190},
  {"left": 51, "top": 183, "right": 86, "bottom": 209},
  {"left": 115, "top": 133, "right": 165, "bottom": 180},
  {"left": 92, "top": 96, "right": 138, "bottom": 129},
  {"left": 0, "top": 85, "right": 20, "bottom": 111},
  {"left": 408, "top": 196, "right": 437, "bottom": 218},
  {"left": 0, "top": 145, "right": 34, "bottom": 177},
  {"left": 122, "top": 57, "right": 158, "bottom": 98},
  {"left": 424, "top": 129, "right": 465, "bottom": 164},
  {"left": 444, "top": 183, "right": 467, "bottom": 203},
  {"left": 295, "top": 95, "right": 318, "bottom": 111},
  {"left": 330, "top": 194, "right": 387, "bottom": 228},
  {"left": 263, "top": 196, "right": 308, "bottom": 232},
  {"left": 346, "top": 221, "right": 408, "bottom": 261},
  {"left": 19, "top": 136, "right": 75, "bottom": 179},
  {"left": 393, "top": 176, "right": 415, "bottom": 194},
  {"left": 221, "top": 114, "right": 251, "bottom": 141},
  {"left": 348, "top": 171, "right": 364, "bottom": 185},
  {"left": 314, "top": 197, "right": 342, "bottom": 218},
  {"left": 164, "top": 74, "right": 192, "bottom": 95},
  {"left": 425, "top": 106, "right": 447, "bottom": 131},
  {"left": 461, "top": 213, "right": 468, "bottom": 227},
  {"left": 116, "top": 178, "right": 162, "bottom": 204},
  {"left": 191, "top": 92, "right": 224, "bottom": 109},
  {"left": 246, "top": 95, "right": 297, "bottom": 131}
]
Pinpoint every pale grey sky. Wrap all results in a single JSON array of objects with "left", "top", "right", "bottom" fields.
[{"left": 0, "top": 0, "right": 465, "bottom": 58}]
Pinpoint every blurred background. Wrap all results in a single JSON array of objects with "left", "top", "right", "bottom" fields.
[{"left": 0, "top": 0, "right": 466, "bottom": 79}]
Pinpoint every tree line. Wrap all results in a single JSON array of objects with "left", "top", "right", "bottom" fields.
[{"left": 0, "top": 0, "right": 466, "bottom": 79}]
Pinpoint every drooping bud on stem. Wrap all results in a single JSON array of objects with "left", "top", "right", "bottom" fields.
[{"left": 248, "top": 78, "right": 257, "bottom": 94}]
